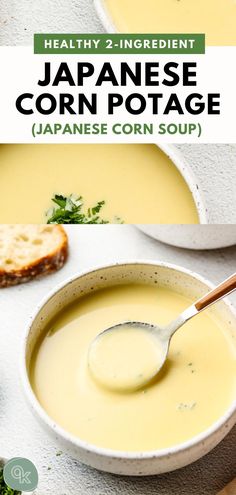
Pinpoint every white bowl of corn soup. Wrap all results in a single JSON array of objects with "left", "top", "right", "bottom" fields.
[
  {"left": 0, "top": 143, "right": 207, "bottom": 224},
  {"left": 94, "top": 0, "right": 236, "bottom": 46},
  {"left": 137, "top": 225, "right": 236, "bottom": 250},
  {"left": 21, "top": 262, "right": 236, "bottom": 476},
  {"left": 22, "top": 262, "right": 236, "bottom": 476}
]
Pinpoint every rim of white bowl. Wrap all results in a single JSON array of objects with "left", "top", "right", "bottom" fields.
[
  {"left": 94, "top": 0, "right": 117, "bottom": 33},
  {"left": 21, "top": 261, "right": 236, "bottom": 462},
  {"left": 155, "top": 143, "right": 209, "bottom": 224},
  {"left": 94, "top": 1, "right": 209, "bottom": 224}
]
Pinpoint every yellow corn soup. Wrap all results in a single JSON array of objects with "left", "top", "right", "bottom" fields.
[
  {"left": 104, "top": 0, "right": 236, "bottom": 46},
  {"left": 0, "top": 144, "right": 198, "bottom": 224},
  {"left": 88, "top": 323, "right": 166, "bottom": 392},
  {"left": 30, "top": 283, "right": 236, "bottom": 452}
]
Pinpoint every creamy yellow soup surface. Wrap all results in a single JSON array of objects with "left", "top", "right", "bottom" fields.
[
  {"left": 0, "top": 144, "right": 198, "bottom": 224},
  {"left": 30, "top": 284, "right": 236, "bottom": 452},
  {"left": 104, "top": 0, "right": 236, "bottom": 46}
]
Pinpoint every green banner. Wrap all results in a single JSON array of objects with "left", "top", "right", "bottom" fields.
[{"left": 34, "top": 33, "right": 205, "bottom": 54}]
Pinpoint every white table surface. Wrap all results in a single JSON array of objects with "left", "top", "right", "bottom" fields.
[
  {"left": 0, "top": 225, "right": 236, "bottom": 495},
  {"left": 0, "top": 1, "right": 236, "bottom": 223}
]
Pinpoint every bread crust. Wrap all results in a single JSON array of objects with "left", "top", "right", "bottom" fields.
[{"left": 0, "top": 225, "right": 68, "bottom": 288}]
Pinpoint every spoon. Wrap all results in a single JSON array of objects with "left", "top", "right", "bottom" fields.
[
  {"left": 217, "top": 478, "right": 236, "bottom": 495},
  {"left": 88, "top": 272, "right": 236, "bottom": 392}
]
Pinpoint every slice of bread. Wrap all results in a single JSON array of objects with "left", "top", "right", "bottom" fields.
[{"left": 0, "top": 225, "right": 68, "bottom": 288}]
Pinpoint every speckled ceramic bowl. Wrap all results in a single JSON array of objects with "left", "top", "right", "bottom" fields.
[
  {"left": 137, "top": 225, "right": 236, "bottom": 250},
  {"left": 21, "top": 262, "right": 236, "bottom": 476},
  {"left": 152, "top": 144, "right": 209, "bottom": 224},
  {"left": 94, "top": 0, "right": 118, "bottom": 32}
]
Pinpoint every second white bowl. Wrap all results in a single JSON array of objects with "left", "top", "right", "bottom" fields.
[{"left": 137, "top": 225, "right": 236, "bottom": 250}]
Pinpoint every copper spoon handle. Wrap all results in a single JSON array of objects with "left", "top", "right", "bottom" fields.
[
  {"left": 217, "top": 478, "right": 236, "bottom": 495},
  {"left": 195, "top": 273, "right": 236, "bottom": 312}
]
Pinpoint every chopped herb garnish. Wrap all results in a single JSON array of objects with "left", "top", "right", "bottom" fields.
[
  {"left": 0, "top": 467, "right": 21, "bottom": 494},
  {"left": 46, "top": 194, "right": 124, "bottom": 224},
  {"left": 177, "top": 401, "right": 197, "bottom": 411},
  {"left": 187, "top": 363, "right": 197, "bottom": 373}
]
